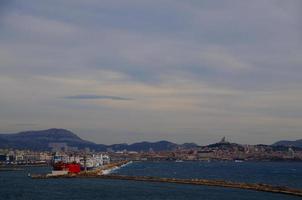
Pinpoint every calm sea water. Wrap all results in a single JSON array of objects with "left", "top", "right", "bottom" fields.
[{"left": 0, "top": 161, "right": 302, "bottom": 200}]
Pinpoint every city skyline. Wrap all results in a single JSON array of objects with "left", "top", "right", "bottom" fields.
[{"left": 0, "top": 0, "right": 301, "bottom": 145}]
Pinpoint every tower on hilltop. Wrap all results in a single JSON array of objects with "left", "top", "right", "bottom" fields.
[{"left": 219, "top": 137, "right": 229, "bottom": 144}]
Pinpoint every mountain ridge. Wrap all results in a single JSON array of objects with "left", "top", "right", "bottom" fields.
[
  {"left": 0, "top": 128, "right": 199, "bottom": 151},
  {"left": 2, "top": 128, "right": 299, "bottom": 151}
]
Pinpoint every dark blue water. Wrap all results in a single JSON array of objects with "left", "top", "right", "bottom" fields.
[{"left": 0, "top": 161, "right": 302, "bottom": 200}]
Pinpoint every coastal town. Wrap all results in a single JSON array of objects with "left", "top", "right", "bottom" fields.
[
  {"left": 1, "top": 137, "right": 301, "bottom": 166},
  {"left": 1, "top": 137, "right": 302, "bottom": 198}
]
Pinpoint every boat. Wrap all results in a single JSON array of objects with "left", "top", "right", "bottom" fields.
[
  {"left": 51, "top": 153, "right": 109, "bottom": 174},
  {"left": 53, "top": 161, "right": 81, "bottom": 173},
  {"left": 175, "top": 159, "right": 184, "bottom": 163}
]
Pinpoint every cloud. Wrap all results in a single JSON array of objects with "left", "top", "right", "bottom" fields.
[
  {"left": 201, "top": 46, "right": 252, "bottom": 71},
  {"left": 63, "top": 95, "right": 132, "bottom": 101},
  {"left": 0, "top": 0, "right": 301, "bottom": 144},
  {"left": 4, "top": 13, "right": 78, "bottom": 37}
]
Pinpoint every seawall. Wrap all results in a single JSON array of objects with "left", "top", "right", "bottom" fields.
[{"left": 31, "top": 173, "right": 302, "bottom": 197}]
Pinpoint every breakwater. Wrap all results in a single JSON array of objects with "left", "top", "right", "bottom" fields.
[
  {"left": 31, "top": 173, "right": 302, "bottom": 197},
  {"left": 98, "top": 175, "right": 302, "bottom": 197}
]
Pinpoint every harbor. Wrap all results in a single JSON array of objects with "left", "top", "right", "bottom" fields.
[{"left": 30, "top": 161, "right": 302, "bottom": 198}]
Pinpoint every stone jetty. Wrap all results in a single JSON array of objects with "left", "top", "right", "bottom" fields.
[{"left": 97, "top": 175, "right": 302, "bottom": 197}]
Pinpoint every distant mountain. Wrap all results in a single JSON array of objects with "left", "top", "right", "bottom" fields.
[
  {"left": 0, "top": 129, "right": 106, "bottom": 151},
  {"left": 108, "top": 140, "right": 180, "bottom": 152},
  {"left": 0, "top": 128, "right": 199, "bottom": 151},
  {"left": 273, "top": 139, "right": 302, "bottom": 148}
]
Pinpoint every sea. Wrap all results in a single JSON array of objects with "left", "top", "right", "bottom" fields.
[{"left": 0, "top": 161, "right": 302, "bottom": 200}]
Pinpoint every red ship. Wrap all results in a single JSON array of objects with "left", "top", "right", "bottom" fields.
[{"left": 53, "top": 161, "right": 81, "bottom": 173}]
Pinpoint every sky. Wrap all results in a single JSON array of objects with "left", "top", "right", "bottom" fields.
[{"left": 0, "top": 0, "right": 301, "bottom": 145}]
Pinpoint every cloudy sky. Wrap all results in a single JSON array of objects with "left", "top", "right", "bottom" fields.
[{"left": 0, "top": 0, "right": 301, "bottom": 145}]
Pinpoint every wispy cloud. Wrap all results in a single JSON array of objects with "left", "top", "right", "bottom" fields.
[{"left": 63, "top": 95, "right": 132, "bottom": 101}]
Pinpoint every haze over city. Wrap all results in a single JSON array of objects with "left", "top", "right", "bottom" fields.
[{"left": 0, "top": 0, "right": 301, "bottom": 145}]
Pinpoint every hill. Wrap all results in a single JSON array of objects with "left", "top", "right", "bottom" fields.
[
  {"left": 0, "top": 129, "right": 198, "bottom": 151},
  {"left": 273, "top": 139, "right": 302, "bottom": 148},
  {"left": 0, "top": 129, "right": 105, "bottom": 151}
]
